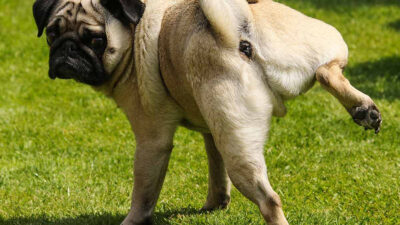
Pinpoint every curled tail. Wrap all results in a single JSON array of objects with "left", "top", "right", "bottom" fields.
[{"left": 199, "top": 0, "right": 254, "bottom": 48}]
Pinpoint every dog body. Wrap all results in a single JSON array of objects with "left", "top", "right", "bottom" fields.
[
  {"left": 33, "top": 0, "right": 382, "bottom": 224},
  {"left": 158, "top": 0, "right": 349, "bottom": 130}
]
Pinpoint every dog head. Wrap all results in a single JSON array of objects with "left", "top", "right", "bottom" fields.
[{"left": 33, "top": 0, "right": 144, "bottom": 86}]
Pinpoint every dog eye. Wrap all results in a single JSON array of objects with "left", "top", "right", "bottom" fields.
[
  {"left": 90, "top": 37, "right": 105, "bottom": 49},
  {"left": 46, "top": 32, "right": 57, "bottom": 45}
]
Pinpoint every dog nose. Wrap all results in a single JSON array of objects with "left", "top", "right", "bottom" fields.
[{"left": 63, "top": 40, "right": 78, "bottom": 54}]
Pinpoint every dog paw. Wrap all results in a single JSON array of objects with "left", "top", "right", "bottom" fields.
[
  {"left": 201, "top": 195, "right": 231, "bottom": 212},
  {"left": 350, "top": 105, "right": 382, "bottom": 134},
  {"left": 121, "top": 216, "right": 152, "bottom": 225}
]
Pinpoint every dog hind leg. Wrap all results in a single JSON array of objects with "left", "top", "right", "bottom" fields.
[
  {"left": 201, "top": 133, "right": 231, "bottom": 211},
  {"left": 316, "top": 61, "right": 382, "bottom": 133},
  {"left": 194, "top": 66, "right": 289, "bottom": 224}
]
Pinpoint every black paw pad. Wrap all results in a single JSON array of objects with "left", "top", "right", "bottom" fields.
[{"left": 351, "top": 105, "right": 382, "bottom": 134}]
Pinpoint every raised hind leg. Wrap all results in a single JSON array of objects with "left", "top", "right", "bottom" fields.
[{"left": 316, "top": 60, "right": 382, "bottom": 133}]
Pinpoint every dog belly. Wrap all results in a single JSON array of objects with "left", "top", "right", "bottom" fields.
[{"left": 261, "top": 66, "right": 317, "bottom": 100}]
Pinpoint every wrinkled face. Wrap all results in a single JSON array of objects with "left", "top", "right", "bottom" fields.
[
  {"left": 33, "top": 0, "right": 144, "bottom": 86},
  {"left": 46, "top": 0, "right": 109, "bottom": 85}
]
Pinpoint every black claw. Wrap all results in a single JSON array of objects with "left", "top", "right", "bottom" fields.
[{"left": 374, "top": 119, "right": 382, "bottom": 134}]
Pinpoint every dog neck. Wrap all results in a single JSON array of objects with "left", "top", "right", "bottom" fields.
[{"left": 92, "top": 31, "right": 140, "bottom": 114}]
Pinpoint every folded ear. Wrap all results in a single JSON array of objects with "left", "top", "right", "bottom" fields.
[
  {"left": 100, "top": 0, "right": 145, "bottom": 25},
  {"left": 33, "top": 0, "right": 59, "bottom": 37}
]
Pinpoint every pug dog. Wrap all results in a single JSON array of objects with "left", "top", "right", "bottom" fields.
[{"left": 33, "top": 0, "right": 382, "bottom": 224}]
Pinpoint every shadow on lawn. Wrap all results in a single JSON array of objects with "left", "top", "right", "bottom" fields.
[
  {"left": 283, "top": 0, "right": 399, "bottom": 9},
  {"left": 388, "top": 19, "right": 400, "bottom": 31},
  {"left": 346, "top": 56, "right": 400, "bottom": 101},
  {"left": 0, "top": 207, "right": 204, "bottom": 225}
]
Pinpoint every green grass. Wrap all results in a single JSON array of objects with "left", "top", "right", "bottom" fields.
[{"left": 0, "top": 0, "right": 399, "bottom": 224}]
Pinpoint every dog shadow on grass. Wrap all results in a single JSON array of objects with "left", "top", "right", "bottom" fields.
[
  {"left": 388, "top": 19, "right": 400, "bottom": 32},
  {"left": 283, "top": 0, "right": 400, "bottom": 9},
  {"left": 346, "top": 56, "right": 400, "bottom": 101},
  {"left": 0, "top": 207, "right": 205, "bottom": 225}
]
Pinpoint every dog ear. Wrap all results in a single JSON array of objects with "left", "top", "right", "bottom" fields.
[
  {"left": 33, "top": 0, "right": 59, "bottom": 37},
  {"left": 100, "top": 0, "right": 145, "bottom": 25}
]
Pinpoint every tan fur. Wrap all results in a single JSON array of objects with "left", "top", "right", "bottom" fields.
[
  {"left": 42, "top": 0, "right": 381, "bottom": 224},
  {"left": 156, "top": 0, "right": 380, "bottom": 224},
  {"left": 316, "top": 61, "right": 373, "bottom": 110},
  {"left": 199, "top": 0, "right": 253, "bottom": 48},
  {"left": 134, "top": 0, "right": 182, "bottom": 113}
]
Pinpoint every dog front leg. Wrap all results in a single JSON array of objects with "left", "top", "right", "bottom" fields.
[
  {"left": 316, "top": 61, "right": 382, "bottom": 133},
  {"left": 122, "top": 125, "right": 176, "bottom": 225},
  {"left": 201, "top": 133, "right": 231, "bottom": 211}
]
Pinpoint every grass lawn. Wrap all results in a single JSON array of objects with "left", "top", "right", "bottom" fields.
[{"left": 0, "top": 0, "right": 399, "bottom": 224}]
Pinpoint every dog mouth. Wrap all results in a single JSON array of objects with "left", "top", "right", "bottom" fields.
[
  {"left": 51, "top": 64, "right": 74, "bottom": 80},
  {"left": 49, "top": 56, "right": 94, "bottom": 80},
  {"left": 48, "top": 34, "right": 109, "bottom": 86}
]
